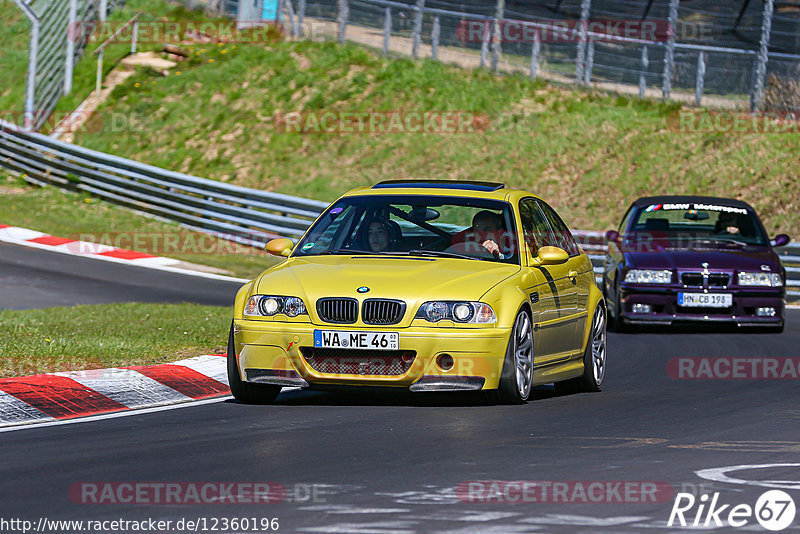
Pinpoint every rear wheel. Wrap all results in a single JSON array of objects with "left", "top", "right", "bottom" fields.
[
  {"left": 227, "top": 324, "right": 281, "bottom": 404},
  {"left": 555, "top": 304, "right": 607, "bottom": 394},
  {"left": 493, "top": 310, "right": 534, "bottom": 404}
]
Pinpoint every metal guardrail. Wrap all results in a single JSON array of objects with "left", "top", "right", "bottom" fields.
[
  {"left": 573, "top": 231, "right": 800, "bottom": 303},
  {"left": 0, "top": 118, "right": 796, "bottom": 302},
  {"left": 0, "top": 119, "right": 328, "bottom": 244}
]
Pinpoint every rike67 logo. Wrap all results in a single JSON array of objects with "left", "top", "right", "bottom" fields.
[{"left": 668, "top": 490, "right": 796, "bottom": 531}]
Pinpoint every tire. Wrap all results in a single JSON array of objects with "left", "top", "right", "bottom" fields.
[
  {"left": 227, "top": 324, "right": 281, "bottom": 404},
  {"left": 555, "top": 304, "right": 607, "bottom": 394},
  {"left": 493, "top": 309, "right": 535, "bottom": 404},
  {"left": 609, "top": 281, "right": 629, "bottom": 333}
]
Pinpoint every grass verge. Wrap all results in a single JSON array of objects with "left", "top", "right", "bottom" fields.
[
  {"left": 68, "top": 17, "right": 799, "bottom": 237},
  {"left": 0, "top": 176, "right": 280, "bottom": 279},
  {"left": 0, "top": 302, "right": 230, "bottom": 378}
]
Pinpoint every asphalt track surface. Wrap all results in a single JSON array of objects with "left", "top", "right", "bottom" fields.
[{"left": 2, "top": 242, "right": 800, "bottom": 533}]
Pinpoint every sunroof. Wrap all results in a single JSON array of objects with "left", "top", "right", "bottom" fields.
[{"left": 372, "top": 180, "right": 505, "bottom": 192}]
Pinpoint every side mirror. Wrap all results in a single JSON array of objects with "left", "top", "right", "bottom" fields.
[
  {"left": 605, "top": 230, "right": 620, "bottom": 243},
  {"left": 771, "top": 234, "right": 790, "bottom": 247},
  {"left": 534, "top": 246, "right": 569, "bottom": 266},
  {"left": 265, "top": 238, "right": 294, "bottom": 257}
]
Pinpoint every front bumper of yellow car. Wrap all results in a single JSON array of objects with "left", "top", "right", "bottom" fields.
[{"left": 232, "top": 318, "right": 512, "bottom": 391}]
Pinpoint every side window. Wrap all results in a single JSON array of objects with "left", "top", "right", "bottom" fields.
[
  {"left": 537, "top": 201, "right": 580, "bottom": 257},
  {"left": 519, "top": 199, "right": 555, "bottom": 254},
  {"left": 618, "top": 206, "right": 635, "bottom": 235}
]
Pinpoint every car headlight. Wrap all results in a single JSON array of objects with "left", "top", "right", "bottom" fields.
[
  {"left": 245, "top": 295, "right": 308, "bottom": 317},
  {"left": 624, "top": 269, "right": 673, "bottom": 284},
  {"left": 415, "top": 301, "right": 496, "bottom": 324},
  {"left": 737, "top": 272, "right": 783, "bottom": 287}
]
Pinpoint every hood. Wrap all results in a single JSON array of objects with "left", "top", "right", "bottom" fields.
[
  {"left": 255, "top": 255, "right": 520, "bottom": 326},
  {"left": 625, "top": 245, "right": 781, "bottom": 273}
]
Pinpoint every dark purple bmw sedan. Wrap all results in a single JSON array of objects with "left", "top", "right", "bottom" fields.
[{"left": 603, "top": 196, "right": 790, "bottom": 332}]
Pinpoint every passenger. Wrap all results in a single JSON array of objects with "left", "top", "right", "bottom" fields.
[{"left": 367, "top": 218, "right": 393, "bottom": 253}]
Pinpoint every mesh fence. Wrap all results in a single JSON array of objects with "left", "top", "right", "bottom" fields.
[
  {"left": 294, "top": 0, "right": 800, "bottom": 110},
  {"left": 12, "top": 0, "right": 126, "bottom": 131}
]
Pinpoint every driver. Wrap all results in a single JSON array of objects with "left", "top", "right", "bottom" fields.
[
  {"left": 716, "top": 212, "right": 741, "bottom": 235},
  {"left": 469, "top": 211, "right": 511, "bottom": 259}
]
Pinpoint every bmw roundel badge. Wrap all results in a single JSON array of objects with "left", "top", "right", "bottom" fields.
[{"left": 357, "top": 286, "right": 370, "bottom": 294}]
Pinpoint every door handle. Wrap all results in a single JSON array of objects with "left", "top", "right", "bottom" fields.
[{"left": 568, "top": 270, "right": 578, "bottom": 284}]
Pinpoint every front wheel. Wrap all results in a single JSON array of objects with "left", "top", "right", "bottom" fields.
[
  {"left": 493, "top": 310, "right": 534, "bottom": 404},
  {"left": 555, "top": 304, "right": 607, "bottom": 394},
  {"left": 227, "top": 324, "right": 281, "bottom": 404}
]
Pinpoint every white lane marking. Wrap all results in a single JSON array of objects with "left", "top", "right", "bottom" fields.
[
  {"left": 0, "top": 386, "right": 302, "bottom": 433},
  {"left": 170, "top": 355, "right": 229, "bottom": 385},
  {"left": 439, "top": 526, "right": 543, "bottom": 533},
  {"left": 296, "top": 521, "right": 416, "bottom": 534},
  {"left": 519, "top": 514, "right": 651, "bottom": 526},
  {"left": 416, "top": 511, "right": 522, "bottom": 522},
  {"left": 696, "top": 463, "right": 800, "bottom": 490},
  {"left": 0, "top": 396, "right": 233, "bottom": 433},
  {"left": 0, "top": 228, "right": 247, "bottom": 283},
  {"left": 0, "top": 391, "right": 55, "bottom": 426},
  {"left": 52, "top": 368, "right": 193, "bottom": 408},
  {"left": 375, "top": 488, "right": 460, "bottom": 505},
  {"left": 297, "top": 505, "right": 411, "bottom": 514}
]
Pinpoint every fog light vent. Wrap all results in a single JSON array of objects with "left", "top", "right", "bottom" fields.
[
  {"left": 436, "top": 354, "right": 454, "bottom": 371},
  {"left": 756, "top": 307, "right": 776, "bottom": 317},
  {"left": 632, "top": 303, "right": 653, "bottom": 314}
]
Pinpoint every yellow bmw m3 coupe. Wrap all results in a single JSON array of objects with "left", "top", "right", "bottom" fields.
[{"left": 228, "top": 180, "right": 606, "bottom": 404}]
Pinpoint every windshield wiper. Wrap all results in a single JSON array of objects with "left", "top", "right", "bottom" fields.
[
  {"left": 692, "top": 238, "right": 748, "bottom": 247},
  {"left": 408, "top": 249, "right": 480, "bottom": 260}
]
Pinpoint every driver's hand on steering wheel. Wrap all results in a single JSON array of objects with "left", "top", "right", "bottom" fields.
[{"left": 482, "top": 239, "right": 501, "bottom": 257}]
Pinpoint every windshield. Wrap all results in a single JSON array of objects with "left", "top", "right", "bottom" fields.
[
  {"left": 294, "top": 195, "right": 520, "bottom": 264},
  {"left": 626, "top": 202, "right": 768, "bottom": 246}
]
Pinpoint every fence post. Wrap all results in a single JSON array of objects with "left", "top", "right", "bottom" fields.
[
  {"left": 431, "top": 15, "right": 440, "bottom": 60},
  {"left": 639, "top": 45, "right": 648, "bottom": 98},
  {"left": 25, "top": 20, "right": 39, "bottom": 130},
  {"left": 383, "top": 7, "right": 391, "bottom": 56},
  {"left": 286, "top": 0, "right": 298, "bottom": 38},
  {"left": 751, "top": 0, "right": 775, "bottom": 111},
  {"left": 337, "top": 0, "right": 348, "bottom": 44},
  {"left": 662, "top": 0, "right": 679, "bottom": 99},
  {"left": 412, "top": 0, "right": 424, "bottom": 58},
  {"left": 575, "top": 0, "right": 591, "bottom": 84},
  {"left": 298, "top": 0, "right": 305, "bottom": 37},
  {"left": 100, "top": 0, "right": 107, "bottom": 22},
  {"left": 583, "top": 38, "right": 594, "bottom": 85},
  {"left": 694, "top": 51, "right": 706, "bottom": 106},
  {"left": 491, "top": 0, "right": 504, "bottom": 72},
  {"left": 530, "top": 28, "right": 541, "bottom": 79},
  {"left": 96, "top": 50, "right": 104, "bottom": 94},
  {"left": 64, "top": 0, "right": 77, "bottom": 95},
  {"left": 480, "top": 20, "right": 491, "bottom": 68}
]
